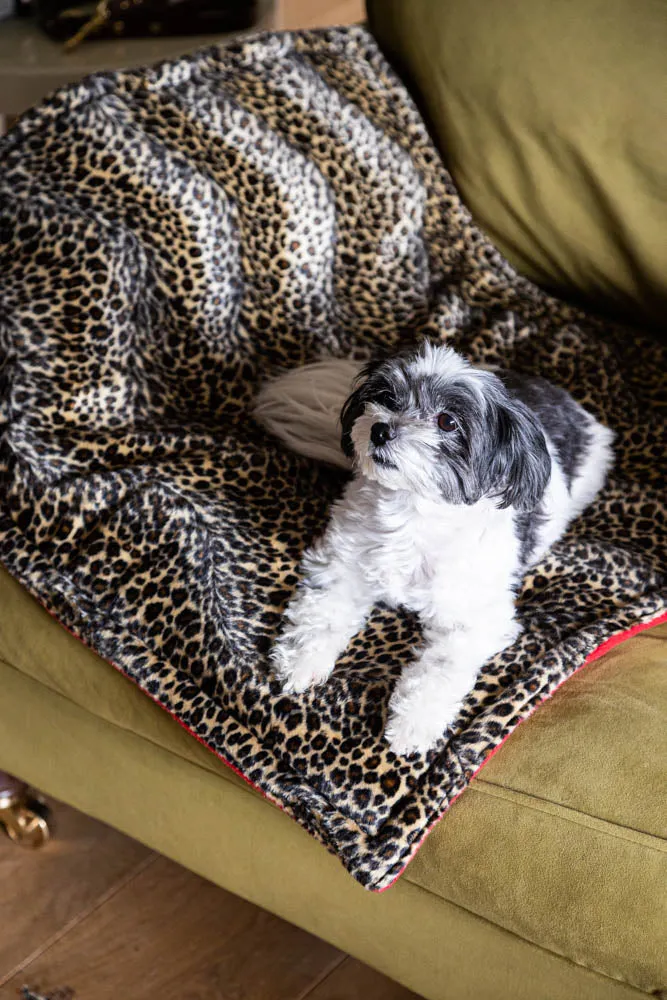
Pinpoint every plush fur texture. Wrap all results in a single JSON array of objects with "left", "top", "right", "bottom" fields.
[{"left": 256, "top": 342, "right": 615, "bottom": 753}]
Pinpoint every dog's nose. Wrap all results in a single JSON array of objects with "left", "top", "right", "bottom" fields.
[{"left": 370, "top": 422, "right": 396, "bottom": 447}]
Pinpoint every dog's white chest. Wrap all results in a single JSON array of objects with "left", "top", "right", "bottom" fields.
[
  {"left": 336, "top": 486, "right": 518, "bottom": 620},
  {"left": 363, "top": 520, "right": 435, "bottom": 605}
]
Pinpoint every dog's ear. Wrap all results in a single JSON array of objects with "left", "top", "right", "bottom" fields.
[
  {"left": 487, "top": 399, "right": 551, "bottom": 511},
  {"left": 339, "top": 360, "right": 383, "bottom": 458}
]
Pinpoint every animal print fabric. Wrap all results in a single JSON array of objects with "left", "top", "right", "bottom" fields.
[{"left": 0, "top": 27, "right": 664, "bottom": 890}]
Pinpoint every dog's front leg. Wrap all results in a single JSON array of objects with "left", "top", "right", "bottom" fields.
[
  {"left": 385, "top": 608, "right": 521, "bottom": 755},
  {"left": 271, "top": 541, "right": 372, "bottom": 694}
]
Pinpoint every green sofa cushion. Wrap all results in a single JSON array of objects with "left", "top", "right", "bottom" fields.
[
  {"left": 1, "top": 566, "right": 665, "bottom": 992},
  {"left": 367, "top": 0, "right": 667, "bottom": 332}
]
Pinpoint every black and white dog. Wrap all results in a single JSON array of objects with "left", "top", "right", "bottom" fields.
[{"left": 254, "top": 342, "right": 614, "bottom": 754}]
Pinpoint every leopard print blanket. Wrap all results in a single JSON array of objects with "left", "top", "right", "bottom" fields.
[{"left": 0, "top": 27, "right": 665, "bottom": 890}]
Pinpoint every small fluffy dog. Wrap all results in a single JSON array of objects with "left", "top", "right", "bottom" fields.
[{"left": 254, "top": 342, "right": 614, "bottom": 755}]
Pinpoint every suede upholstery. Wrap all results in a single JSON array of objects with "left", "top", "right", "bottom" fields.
[{"left": 366, "top": 0, "right": 667, "bottom": 333}]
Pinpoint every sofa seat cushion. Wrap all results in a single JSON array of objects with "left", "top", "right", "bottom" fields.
[
  {"left": 1, "top": 566, "right": 665, "bottom": 992},
  {"left": 367, "top": 0, "right": 667, "bottom": 333}
]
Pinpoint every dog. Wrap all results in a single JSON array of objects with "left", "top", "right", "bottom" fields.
[{"left": 254, "top": 342, "right": 614, "bottom": 755}]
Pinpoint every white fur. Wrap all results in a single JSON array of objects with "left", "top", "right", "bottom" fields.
[
  {"left": 255, "top": 347, "right": 614, "bottom": 755},
  {"left": 406, "top": 339, "right": 470, "bottom": 380}
]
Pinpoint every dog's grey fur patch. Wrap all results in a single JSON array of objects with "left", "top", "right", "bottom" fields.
[
  {"left": 497, "top": 371, "right": 592, "bottom": 488},
  {"left": 514, "top": 507, "right": 549, "bottom": 567}
]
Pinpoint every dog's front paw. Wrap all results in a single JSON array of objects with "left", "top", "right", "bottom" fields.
[
  {"left": 385, "top": 683, "right": 461, "bottom": 756},
  {"left": 271, "top": 632, "right": 339, "bottom": 694},
  {"left": 384, "top": 710, "right": 451, "bottom": 756}
]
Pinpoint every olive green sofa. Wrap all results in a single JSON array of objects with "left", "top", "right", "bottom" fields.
[{"left": 1, "top": 1, "right": 665, "bottom": 997}]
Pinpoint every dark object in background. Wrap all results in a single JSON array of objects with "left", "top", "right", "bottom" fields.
[
  {"left": 35, "top": 0, "right": 259, "bottom": 44},
  {"left": 14, "top": 0, "right": 34, "bottom": 16}
]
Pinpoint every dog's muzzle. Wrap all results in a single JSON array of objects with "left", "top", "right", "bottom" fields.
[
  {"left": 368, "top": 422, "right": 398, "bottom": 469},
  {"left": 370, "top": 422, "right": 396, "bottom": 447}
]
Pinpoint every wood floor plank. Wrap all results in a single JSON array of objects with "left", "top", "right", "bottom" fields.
[
  {"left": 306, "top": 957, "right": 422, "bottom": 1000},
  {"left": 3, "top": 855, "right": 342, "bottom": 1000},
  {"left": 280, "top": 0, "right": 365, "bottom": 30},
  {"left": 0, "top": 797, "right": 152, "bottom": 983}
]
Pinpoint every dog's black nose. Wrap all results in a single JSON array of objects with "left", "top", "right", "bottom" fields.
[{"left": 370, "top": 422, "right": 395, "bottom": 446}]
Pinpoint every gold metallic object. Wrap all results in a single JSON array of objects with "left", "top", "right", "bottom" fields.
[
  {"left": 0, "top": 777, "right": 51, "bottom": 849},
  {"left": 63, "top": 0, "right": 110, "bottom": 51}
]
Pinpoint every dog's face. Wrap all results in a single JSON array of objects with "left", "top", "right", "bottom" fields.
[{"left": 340, "top": 343, "right": 551, "bottom": 510}]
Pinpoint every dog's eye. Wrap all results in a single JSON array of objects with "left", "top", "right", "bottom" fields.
[{"left": 437, "top": 412, "right": 457, "bottom": 432}]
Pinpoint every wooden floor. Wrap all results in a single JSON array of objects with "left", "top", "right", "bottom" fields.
[
  {"left": 0, "top": 796, "right": 419, "bottom": 1000},
  {"left": 0, "top": 2, "right": 417, "bottom": 998},
  {"left": 279, "top": 0, "right": 365, "bottom": 31}
]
